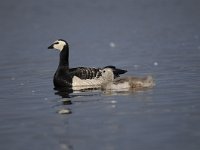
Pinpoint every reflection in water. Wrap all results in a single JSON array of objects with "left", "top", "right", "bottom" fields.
[
  {"left": 55, "top": 87, "right": 154, "bottom": 115},
  {"left": 54, "top": 87, "right": 100, "bottom": 98},
  {"left": 54, "top": 87, "right": 73, "bottom": 114},
  {"left": 61, "top": 98, "right": 73, "bottom": 105},
  {"left": 102, "top": 87, "right": 155, "bottom": 96},
  {"left": 54, "top": 87, "right": 73, "bottom": 98},
  {"left": 54, "top": 85, "right": 155, "bottom": 114},
  {"left": 54, "top": 84, "right": 155, "bottom": 99},
  {"left": 54, "top": 82, "right": 155, "bottom": 97},
  {"left": 59, "top": 144, "right": 73, "bottom": 150},
  {"left": 54, "top": 86, "right": 102, "bottom": 115}
]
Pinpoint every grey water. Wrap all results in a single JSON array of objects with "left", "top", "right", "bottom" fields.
[{"left": 0, "top": 0, "right": 200, "bottom": 150}]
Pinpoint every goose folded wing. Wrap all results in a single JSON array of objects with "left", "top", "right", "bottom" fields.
[{"left": 69, "top": 67, "right": 102, "bottom": 80}]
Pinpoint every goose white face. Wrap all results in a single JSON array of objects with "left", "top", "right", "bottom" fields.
[
  {"left": 101, "top": 68, "right": 114, "bottom": 81},
  {"left": 49, "top": 40, "right": 66, "bottom": 51}
]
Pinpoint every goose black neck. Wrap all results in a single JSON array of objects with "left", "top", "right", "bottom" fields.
[{"left": 59, "top": 45, "right": 69, "bottom": 67}]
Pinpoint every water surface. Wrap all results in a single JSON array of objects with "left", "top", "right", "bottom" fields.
[{"left": 0, "top": 0, "right": 200, "bottom": 150}]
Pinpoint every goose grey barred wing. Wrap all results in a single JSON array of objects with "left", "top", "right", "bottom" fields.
[{"left": 69, "top": 67, "right": 102, "bottom": 80}]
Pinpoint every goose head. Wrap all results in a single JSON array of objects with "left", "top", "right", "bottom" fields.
[
  {"left": 101, "top": 68, "right": 114, "bottom": 82},
  {"left": 48, "top": 39, "right": 68, "bottom": 51},
  {"left": 140, "top": 76, "right": 155, "bottom": 88}
]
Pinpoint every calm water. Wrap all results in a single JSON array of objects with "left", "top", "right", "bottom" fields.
[{"left": 0, "top": 0, "right": 200, "bottom": 150}]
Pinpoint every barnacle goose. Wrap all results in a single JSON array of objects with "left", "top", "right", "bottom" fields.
[
  {"left": 101, "top": 68, "right": 155, "bottom": 91},
  {"left": 48, "top": 39, "right": 127, "bottom": 89}
]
